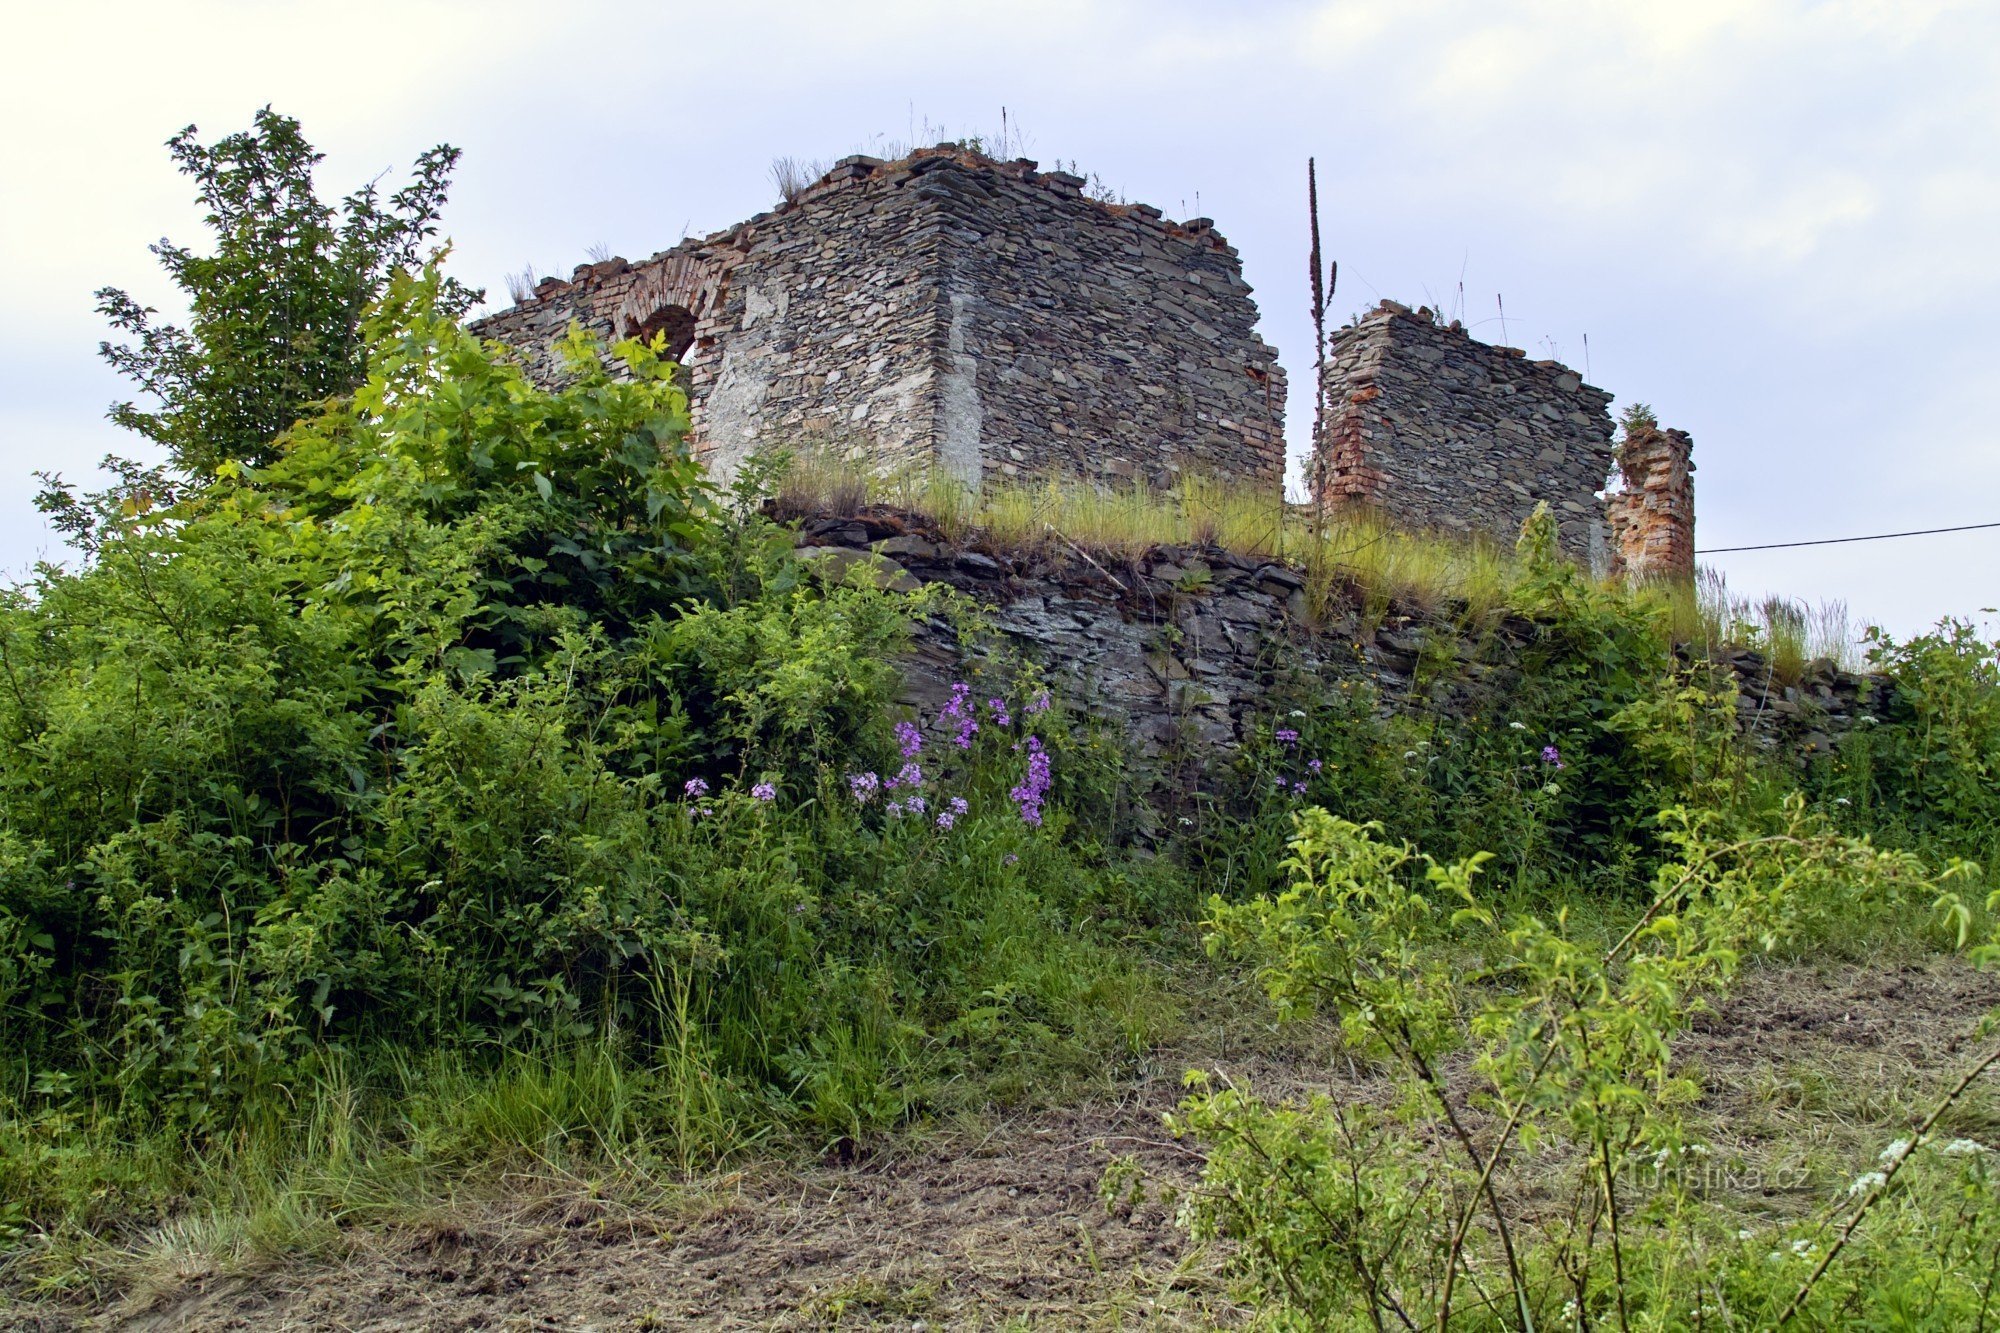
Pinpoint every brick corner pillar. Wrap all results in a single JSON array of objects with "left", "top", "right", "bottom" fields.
[{"left": 1606, "top": 424, "right": 1695, "bottom": 581}]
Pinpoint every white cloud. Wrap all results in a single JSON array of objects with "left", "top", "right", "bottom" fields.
[{"left": 0, "top": 0, "right": 575, "bottom": 328}]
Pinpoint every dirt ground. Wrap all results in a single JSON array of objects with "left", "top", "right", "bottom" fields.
[{"left": 6, "top": 957, "right": 1995, "bottom": 1332}]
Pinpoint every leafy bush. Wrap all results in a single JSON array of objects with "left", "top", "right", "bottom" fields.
[
  {"left": 1814, "top": 619, "right": 2000, "bottom": 863},
  {"left": 0, "top": 270, "right": 1161, "bottom": 1188},
  {"left": 93, "top": 108, "right": 475, "bottom": 476},
  {"left": 1150, "top": 795, "right": 1992, "bottom": 1330}
]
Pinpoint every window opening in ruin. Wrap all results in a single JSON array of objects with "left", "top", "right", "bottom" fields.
[{"left": 628, "top": 303, "right": 699, "bottom": 367}]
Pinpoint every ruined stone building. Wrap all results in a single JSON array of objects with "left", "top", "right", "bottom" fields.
[
  {"left": 477, "top": 147, "right": 1691, "bottom": 577},
  {"left": 1310, "top": 299, "right": 1694, "bottom": 572},
  {"left": 473, "top": 147, "right": 1286, "bottom": 491}
]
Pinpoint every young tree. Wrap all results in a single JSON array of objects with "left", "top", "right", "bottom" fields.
[{"left": 96, "top": 107, "right": 478, "bottom": 476}]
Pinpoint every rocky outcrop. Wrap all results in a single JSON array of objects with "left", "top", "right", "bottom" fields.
[{"left": 788, "top": 509, "right": 1881, "bottom": 760}]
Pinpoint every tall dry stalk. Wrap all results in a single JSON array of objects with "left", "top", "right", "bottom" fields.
[{"left": 1307, "top": 159, "right": 1328, "bottom": 525}]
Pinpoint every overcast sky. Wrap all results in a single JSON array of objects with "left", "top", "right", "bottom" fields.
[{"left": 4, "top": 0, "right": 1995, "bottom": 636}]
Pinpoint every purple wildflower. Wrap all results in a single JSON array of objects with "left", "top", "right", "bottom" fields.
[
  {"left": 750, "top": 781, "right": 776, "bottom": 802},
  {"left": 907, "top": 795, "right": 927, "bottom": 815},
  {"left": 987, "top": 697, "right": 1012, "bottom": 727},
  {"left": 847, "top": 771, "right": 880, "bottom": 802},
  {"left": 1275, "top": 728, "right": 1300, "bottom": 747},
  {"left": 896, "top": 762, "right": 924, "bottom": 788},
  {"left": 887, "top": 799, "right": 906, "bottom": 817},
  {"left": 894, "top": 720, "right": 924, "bottom": 758},
  {"left": 1009, "top": 735, "right": 1053, "bottom": 827},
  {"left": 682, "top": 777, "right": 710, "bottom": 798},
  {"left": 1308, "top": 758, "right": 1323, "bottom": 773},
  {"left": 1542, "top": 745, "right": 1564, "bottom": 769},
  {"left": 949, "top": 796, "right": 969, "bottom": 816},
  {"left": 1025, "top": 691, "right": 1051, "bottom": 716},
  {"left": 941, "top": 682, "right": 980, "bottom": 749},
  {"left": 1292, "top": 780, "right": 1308, "bottom": 795},
  {"left": 935, "top": 810, "right": 956, "bottom": 830},
  {"left": 1003, "top": 853, "right": 1019, "bottom": 865}
]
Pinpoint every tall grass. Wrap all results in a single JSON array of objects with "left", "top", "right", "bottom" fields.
[
  {"left": 1660, "top": 567, "right": 1859, "bottom": 678},
  {"left": 777, "top": 454, "right": 1522, "bottom": 622},
  {"left": 776, "top": 454, "right": 1881, "bottom": 669},
  {"left": 0, "top": 1040, "right": 721, "bottom": 1298}
]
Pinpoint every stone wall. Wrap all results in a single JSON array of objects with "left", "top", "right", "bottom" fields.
[
  {"left": 1606, "top": 423, "right": 1696, "bottom": 580},
  {"left": 471, "top": 148, "right": 1286, "bottom": 490},
  {"left": 920, "top": 167, "right": 1286, "bottom": 487},
  {"left": 788, "top": 508, "right": 1879, "bottom": 763},
  {"left": 1314, "top": 301, "right": 1617, "bottom": 559}
]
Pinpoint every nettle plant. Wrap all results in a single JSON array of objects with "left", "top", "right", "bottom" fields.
[{"left": 1123, "top": 799, "right": 1996, "bottom": 1330}]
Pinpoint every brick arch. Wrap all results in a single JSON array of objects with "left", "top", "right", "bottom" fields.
[
  {"left": 626, "top": 302, "right": 698, "bottom": 362},
  {"left": 613, "top": 249, "right": 734, "bottom": 364}
]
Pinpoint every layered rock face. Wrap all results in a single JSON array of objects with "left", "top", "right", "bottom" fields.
[
  {"left": 790, "top": 509, "right": 1876, "bottom": 765},
  {"left": 471, "top": 148, "right": 1286, "bottom": 490},
  {"left": 1314, "top": 302, "right": 1617, "bottom": 560}
]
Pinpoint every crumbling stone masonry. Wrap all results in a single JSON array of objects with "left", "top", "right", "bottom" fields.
[
  {"left": 472, "top": 147, "right": 1287, "bottom": 489},
  {"left": 1314, "top": 301, "right": 1617, "bottom": 560},
  {"left": 1605, "top": 423, "right": 1696, "bottom": 580},
  {"left": 788, "top": 510, "right": 1876, "bottom": 766}
]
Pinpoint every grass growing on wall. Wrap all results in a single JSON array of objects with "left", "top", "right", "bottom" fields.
[
  {"left": 777, "top": 452, "right": 1868, "bottom": 671},
  {"left": 1660, "top": 567, "right": 1860, "bottom": 676},
  {"left": 779, "top": 453, "right": 1522, "bottom": 620}
]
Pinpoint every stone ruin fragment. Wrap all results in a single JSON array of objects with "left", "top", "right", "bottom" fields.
[{"left": 477, "top": 148, "right": 1691, "bottom": 578}]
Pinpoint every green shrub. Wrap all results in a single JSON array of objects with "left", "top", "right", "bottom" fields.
[
  {"left": 0, "top": 271, "right": 1167, "bottom": 1188},
  {"left": 1814, "top": 619, "right": 2000, "bottom": 864},
  {"left": 1152, "top": 795, "right": 1992, "bottom": 1330}
]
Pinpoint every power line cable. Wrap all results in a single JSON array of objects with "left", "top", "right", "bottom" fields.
[{"left": 1696, "top": 520, "right": 2000, "bottom": 555}]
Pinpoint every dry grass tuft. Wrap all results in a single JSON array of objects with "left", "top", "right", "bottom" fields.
[{"left": 1657, "top": 568, "right": 1859, "bottom": 677}]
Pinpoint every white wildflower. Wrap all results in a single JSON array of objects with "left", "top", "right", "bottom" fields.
[
  {"left": 1509, "top": 721, "right": 1528, "bottom": 730},
  {"left": 1880, "top": 1138, "right": 1913, "bottom": 1166},
  {"left": 1833, "top": 796, "right": 1851, "bottom": 806},
  {"left": 1848, "top": 1170, "right": 1887, "bottom": 1197},
  {"left": 1791, "top": 1238, "right": 1817, "bottom": 1258},
  {"left": 1737, "top": 1228, "right": 1755, "bottom": 1241},
  {"left": 1943, "top": 1139, "right": 1989, "bottom": 1157}
]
